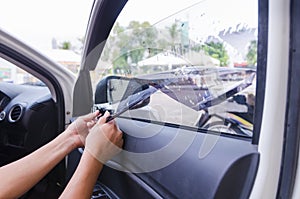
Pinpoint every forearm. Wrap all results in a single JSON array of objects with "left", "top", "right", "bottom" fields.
[
  {"left": 59, "top": 150, "right": 103, "bottom": 199},
  {"left": 0, "top": 131, "right": 76, "bottom": 198}
]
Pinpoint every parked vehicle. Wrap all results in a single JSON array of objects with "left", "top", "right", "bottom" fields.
[{"left": 198, "top": 93, "right": 255, "bottom": 137}]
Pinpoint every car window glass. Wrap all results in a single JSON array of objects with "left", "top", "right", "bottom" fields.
[
  {"left": 0, "top": 57, "right": 43, "bottom": 85},
  {"left": 92, "top": 0, "right": 258, "bottom": 137}
]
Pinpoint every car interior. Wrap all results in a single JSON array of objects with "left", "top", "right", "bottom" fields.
[
  {"left": 3, "top": 0, "right": 296, "bottom": 198},
  {"left": 0, "top": 48, "right": 67, "bottom": 198}
]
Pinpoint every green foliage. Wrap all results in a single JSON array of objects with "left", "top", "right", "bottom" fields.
[
  {"left": 168, "top": 23, "right": 179, "bottom": 44},
  {"left": 102, "top": 21, "right": 162, "bottom": 75},
  {"left": 191, "top": 44, "right": 202, "bottom": 52},
  {"left": 246, "top": 40, "right": 257, "bottom": 66},
  {"left": 113, "top": 55, "right": 129, "bottom": 74},
  {"left": 101, "top": 20, "right": 232, "bottom": 75},
  {"left": 202, "top": 42, "right": 229, "bottom": 66},
  {"left": 59, "top": 41, "right": 72, "bottom": 50}
]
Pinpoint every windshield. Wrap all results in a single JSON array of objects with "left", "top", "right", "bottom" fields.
[
  {"left": 0, "top": 57, "right": 44, "bottom": 86},
  {"left": 92, "top": 0, "right": 257, "bottom": 137}
]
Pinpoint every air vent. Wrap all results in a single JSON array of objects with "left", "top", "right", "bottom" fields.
[
  {"left": 9, "top": 104, "right": 23, "bottom": 123},
  {"left": 0, "top": 111, "right": 5, "bottom": 121}
]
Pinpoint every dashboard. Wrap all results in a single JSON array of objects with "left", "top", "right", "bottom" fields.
[{"left": 0, "top": 82, "right": 58, "bottom": 166}]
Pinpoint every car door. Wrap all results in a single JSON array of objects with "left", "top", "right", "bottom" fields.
[
  {"left": 0, "top": 28, "right": 76, "bottom": 198},
  {"left": 69, "top": 0, "right": 295, "bottom": 198}
]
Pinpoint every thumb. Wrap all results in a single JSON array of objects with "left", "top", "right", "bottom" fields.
[{"left": 81, "top": 110, "right": 100, "bottom": 121}]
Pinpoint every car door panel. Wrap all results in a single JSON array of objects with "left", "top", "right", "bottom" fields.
[{"left": 67, "top": 118, "right": 259, "bottom": 199}]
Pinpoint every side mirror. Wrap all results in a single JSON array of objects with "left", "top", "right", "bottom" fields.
[{"left": 95, "top": 75, "right": 150, "bottom": 108}]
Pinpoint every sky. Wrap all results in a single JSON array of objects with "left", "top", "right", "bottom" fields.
[
  {"left": 0, "top": 0, "right": 257, "bottom": 54},
  {"left": 118, "top": 0, "right": 257, "bottom": 44},
  {"left": 118, "top": 0, "right": 257, "bottom": 27},
  {"left": 0, "top": 0, "right": 94, "bottom": 52}
]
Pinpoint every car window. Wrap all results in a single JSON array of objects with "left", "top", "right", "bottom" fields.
[
  {"left": 0, "top": 57, "right": 43, "bottom": 85},
  {"left": 92, "top": 0, "right": 258, "bottom": 137}
]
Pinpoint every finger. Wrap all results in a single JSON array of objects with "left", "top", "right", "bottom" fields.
[
  {"left": 87, "top": 120, "right": 96, "bottom": 129},
  {"left": 74, "top": 117, "right": 86, "bottom": 130},
  {"left": 98, "top": 111, "right": 110, "bottom": 124},
  {"left": 81, "top": 110, "right": 100, "bottom": 121}
]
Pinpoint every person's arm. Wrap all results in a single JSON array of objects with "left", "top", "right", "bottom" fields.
[
  {"left": 60, "top": 112, "right": 123, "bottom": 199},
  {"left": 0, "top": 111, "right": 99, "bottom": 199},
  {"left": 58, "top": 150, "right": 103, "bottom": 199}
]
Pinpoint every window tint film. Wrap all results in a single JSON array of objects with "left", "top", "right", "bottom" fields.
[{"left": 92, "top": 0, "right": 258, "bottom": 137}]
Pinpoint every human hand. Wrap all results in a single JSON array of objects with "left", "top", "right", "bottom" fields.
[
  {"left": 66, "top": 111, "right": 100, "bottom": 148},
  {"left": 85, "top": 111, "right": 123, "bottom": 163}
]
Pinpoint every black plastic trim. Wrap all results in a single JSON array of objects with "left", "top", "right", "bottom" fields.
[
  {"left": 252, "top": 0, "right": 269, "bottom": 145},
  {"left": 82, "top": 0, "right": 128, "bottom": 70}
]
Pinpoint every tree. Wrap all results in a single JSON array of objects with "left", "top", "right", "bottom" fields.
[
  {"left": 203, "top": 41, "right": 229, "bottom": 66},
  {"left": 59, "top": 41, "right": 72, "bottom": 50},
  {"left": 102, "top": 21, "right": 161, "bottom": 75},
  {"left": 167, "top": 22, "right": 189, "bottom": 54},
  {"left": 168, "top": 23, "right": 179, "bottom": 46},
  {"left": 246, "top": 40, "right": 257, "bottom": 66}
]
